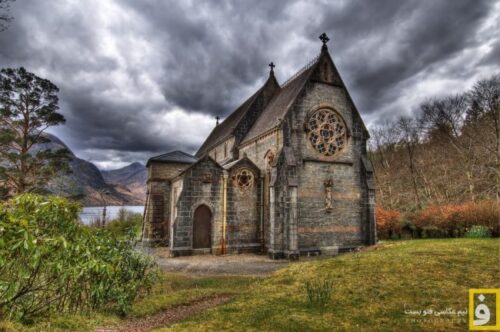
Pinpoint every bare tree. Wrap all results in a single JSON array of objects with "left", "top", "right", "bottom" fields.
[
  {"left": 369, "top": 122, "right": 399, "bottom": 208},
  {"left": 467, "top": 74, "right": 500, "bottom": 201},
  {"left": 397, "top": 116, "right": 422, "bottom": 208},
  {"left": 420, "top": 94, "right": 479, "bottom": 201}
]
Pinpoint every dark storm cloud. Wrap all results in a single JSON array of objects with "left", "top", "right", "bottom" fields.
[
  {"left": 0, "top": 0, "right": 498, "bottom": 168},
  {"left": 121, "top": 0, "right": 295, "bottom": 115},
  {"left": 316, "top": 0, "right": 496, "bottom": 115}
]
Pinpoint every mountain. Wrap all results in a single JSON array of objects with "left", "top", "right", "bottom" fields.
[
  {"left": 101, "top": 162, "right": 147, "bottom": 202},
  {"left": 39, "top": 134, "right": 145, "bottom": 206}
]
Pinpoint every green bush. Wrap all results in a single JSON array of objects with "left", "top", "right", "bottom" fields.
[
  {"left": 0, "top": 194, "right": 157, "bottom": 321},
  {"left": 465, "top": 225, "right": 492, "bottom": 238},
  {"left": 304, "top": 276, "right": 334, "bottom": 310},
  {"left": 103, "top": 208, "right": 142, "bottom": 238}
]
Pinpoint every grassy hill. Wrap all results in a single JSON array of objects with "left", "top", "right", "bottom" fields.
[
  {"left": 166, "top": 239, "right": 499, "bottom": 332},
  {"left": 1, "top": 239, "right": 498, "bottom": 331}
]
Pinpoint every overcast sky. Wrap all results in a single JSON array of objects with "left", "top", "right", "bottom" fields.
[{"left": 1, "top": 0, "right": 499, "bottom": 169}]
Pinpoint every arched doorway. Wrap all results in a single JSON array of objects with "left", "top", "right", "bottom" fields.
[{"left": 193, "top": 205, "right": 212, "bottom": 249}]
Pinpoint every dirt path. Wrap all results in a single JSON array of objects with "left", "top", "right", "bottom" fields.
[
  {"left": 156, "top": 254, "right": 291, "bottom": 276},
  {"left": 95, "top": 295, "right": 231, "bottom": 332}
]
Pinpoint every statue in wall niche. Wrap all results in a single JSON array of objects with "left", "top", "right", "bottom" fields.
[
  {"left": 324, "top": 179, "right": 333, "bottom": 212},
  {"left": 201, "top": 173, "right": 212, "bottom": 183}
]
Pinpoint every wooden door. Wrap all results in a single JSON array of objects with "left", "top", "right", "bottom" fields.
[{"left": 193, "top": 205, "right": 211, "bottom": 249}]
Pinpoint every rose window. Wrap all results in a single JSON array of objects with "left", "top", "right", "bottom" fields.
[
  {"left": 306, "top": 109, "right": 347, "bottom": 156},
  {"left": 233, "top": 168, "right": 254, "bottom": 191}
]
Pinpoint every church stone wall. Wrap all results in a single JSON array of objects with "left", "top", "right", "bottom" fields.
[
  {"left": 171, "top": 158, "right": 224, "bottom": 256},
  {"left": 285, "top": 82, "right": 368, "bottom": 253},
  {"left": 226, "top": 161, "right": 262, "bottom": 253},
  {"left": 208, "top": 136, "right": 235, "bottom": 164},
  {"left": 239, "top": 130, "right": 283, "bottom": 170},
  {"left": 142, "top": 180, "right": 170, "bottom": 246},
  {"left": 142, "top": 161, "right": 193, "bottom": 246},
  {"left": 149, "top": 162, "right": 191, "bottom": 180}
]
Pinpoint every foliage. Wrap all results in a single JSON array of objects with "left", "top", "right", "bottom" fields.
[
  {"left": 103, "top": 208, "right": 142, "bottom": 239},
  {"left": 376, "top": 207, "right": 402, "bottom": 239},
  {"left": 409, "top": 200, "right": 499, "bottom": 238},
  {"left": 0, "top": 273, "right": 256, "bottom": 331},
  {"left": 304, "top": 276, "right": 334, "bottom": 311},
  {"left": 465, "top": 225, "right": 492, "bottom": 238},
  {"left": 0, "top": 67, "right": 71, "bottom": 198},
  {"left": 0, "top": 194, "right": 157, "bottom": 321}
]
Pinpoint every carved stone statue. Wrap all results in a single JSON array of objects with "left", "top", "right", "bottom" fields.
[{"left": 324, "top": 179, "right": 333, "bottom": 212}]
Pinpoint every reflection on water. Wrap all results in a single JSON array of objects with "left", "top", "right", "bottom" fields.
[{"left": 80, "top": 206, "right": 143, "bottom": 225}]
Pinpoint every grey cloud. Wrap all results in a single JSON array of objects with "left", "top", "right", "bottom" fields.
[
  {"left": 0, "top": 0, "right": 498, "bottom": 167},
  {"left": 317, "top": 0, "right": 495, "bottom": 114}
]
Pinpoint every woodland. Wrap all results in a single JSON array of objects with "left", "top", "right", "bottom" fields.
[{"left": 370, "top": 74, "right": 499, "bottom": 238}]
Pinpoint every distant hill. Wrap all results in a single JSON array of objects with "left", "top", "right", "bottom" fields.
[
  {"left": 102, "top": 162, "right": 147, "bottom": 202},
  {"left": 39, "top": 134, "right": 145, "bottom": 206}
]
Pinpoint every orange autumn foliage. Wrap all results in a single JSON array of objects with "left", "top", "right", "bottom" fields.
[
  {"left": 376, "top": 200, "right": 498, "bottom": 239},
  {"left": 409, "top": 200, "right": 499, "bottom": 237},
  {"left": 376, "top": 207, "right": 402, "bottom": 239}
]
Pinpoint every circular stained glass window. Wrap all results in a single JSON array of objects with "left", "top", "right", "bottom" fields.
[
  {"left": 234, "top": 168, "right": 254, "bottom": 191},
  {"left": 306, "top": 109, "right": 347, "bottom": 156}
]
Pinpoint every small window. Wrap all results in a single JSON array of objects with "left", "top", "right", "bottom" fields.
[
  {"left": 152, "top": 194, "right": 164, "bottom": 223},
  {"left": 224, "top": 143, "right": 228, "bottom": 158},
  {"left": 264, "top": 150, "right": 275, "bottom": 169},
  {"left": 233, "top": 168, "right": 255, "bottom": 192},
  {"left": 323, "top": 62, "right": 329, "bottom": 82}
]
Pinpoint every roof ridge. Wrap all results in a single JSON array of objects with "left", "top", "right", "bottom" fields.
[
  {"left": 195, "top": 75, "right": 279, "bottom": 157},
  {"left": 240, "top": 54, "right": 321, "bottom": 145},
  {"left": 175, "top": 150, "right": 196, "bottom": 158},
  {"left": 281, "top": 53, "right": 320, "bottom": 87}
]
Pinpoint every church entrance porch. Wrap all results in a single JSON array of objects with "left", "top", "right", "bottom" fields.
[{"left": 192, "top": 205, "right": 212, "bottom": 251}]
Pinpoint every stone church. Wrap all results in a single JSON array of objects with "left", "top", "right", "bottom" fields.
[{"left": 142, "top": 34, "right": 376, "bottom": 259}]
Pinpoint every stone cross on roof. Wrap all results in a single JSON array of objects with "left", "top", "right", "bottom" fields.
[
  {"left": 319, "top": 33, "right": 329, "bottom": 51},
  {"left": 319, "top": 33, "right": 329, "bottom": 45},
  {"left": 216, "top": 115, "right": 220, "bottom": 126},
  {"left": 269, "top": 62, "right": 275, "bottom": 75}
]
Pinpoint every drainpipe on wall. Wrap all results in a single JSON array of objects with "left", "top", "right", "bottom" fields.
[
  {"left": 221, "top": 171, "right": 228, "bottom": 255},
  {"left": 260, "top": 174, "right": 265, "bottom": 252},
  {"left": 140, "top": 190, "right": 150, "bottom": 242}
]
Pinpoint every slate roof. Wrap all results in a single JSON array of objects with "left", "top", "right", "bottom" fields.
[
  {"left": 146, "top": 150, "right": 197, "bottom": 166},
  {"left": 195, "top": 86, "right": 265, "bottom": 157},
  {"left": 241, "top": 60, "right": 318, "bottom": 144}
]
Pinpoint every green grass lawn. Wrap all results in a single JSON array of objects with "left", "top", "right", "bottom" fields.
[
  {"left": 0, "top": 274, "right": 257, "bottom": 332},
  {"left": 1, "top": 239, "right": 498, "bottom": 331},
  {"left": 164, "top": 239, "right": 499, "bottom": 332}
]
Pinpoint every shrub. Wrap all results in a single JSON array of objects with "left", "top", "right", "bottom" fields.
[
  {"left": 376, "top": 207, "right": 402, "bottom": 239},
  {"left": 0, "top": 194, "right": 157, "bottom": 321},
  {"left": 304, "top": 276, "right": 334, "bottom": 310},
  {"left": 409, "top": 200, "right": 499, "bottom": 238},
  {"left": 104, "top": 208, "right": 142, "bottom": 238},
  {"left": 465, "top": 225, "right": 492, "bottom": 238}
]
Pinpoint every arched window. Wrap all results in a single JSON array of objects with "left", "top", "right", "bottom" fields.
[{"left": 264, "top": 149, "right": 275, "bottom": 169}]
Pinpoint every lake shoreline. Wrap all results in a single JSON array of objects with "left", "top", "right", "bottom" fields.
[{"left": 80, "top": 205, "right": 144, "bottom": 225}]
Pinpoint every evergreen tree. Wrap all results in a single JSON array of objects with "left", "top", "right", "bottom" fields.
[{"left": 0, "top": 67, "right": 71, "bottom": 197}]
